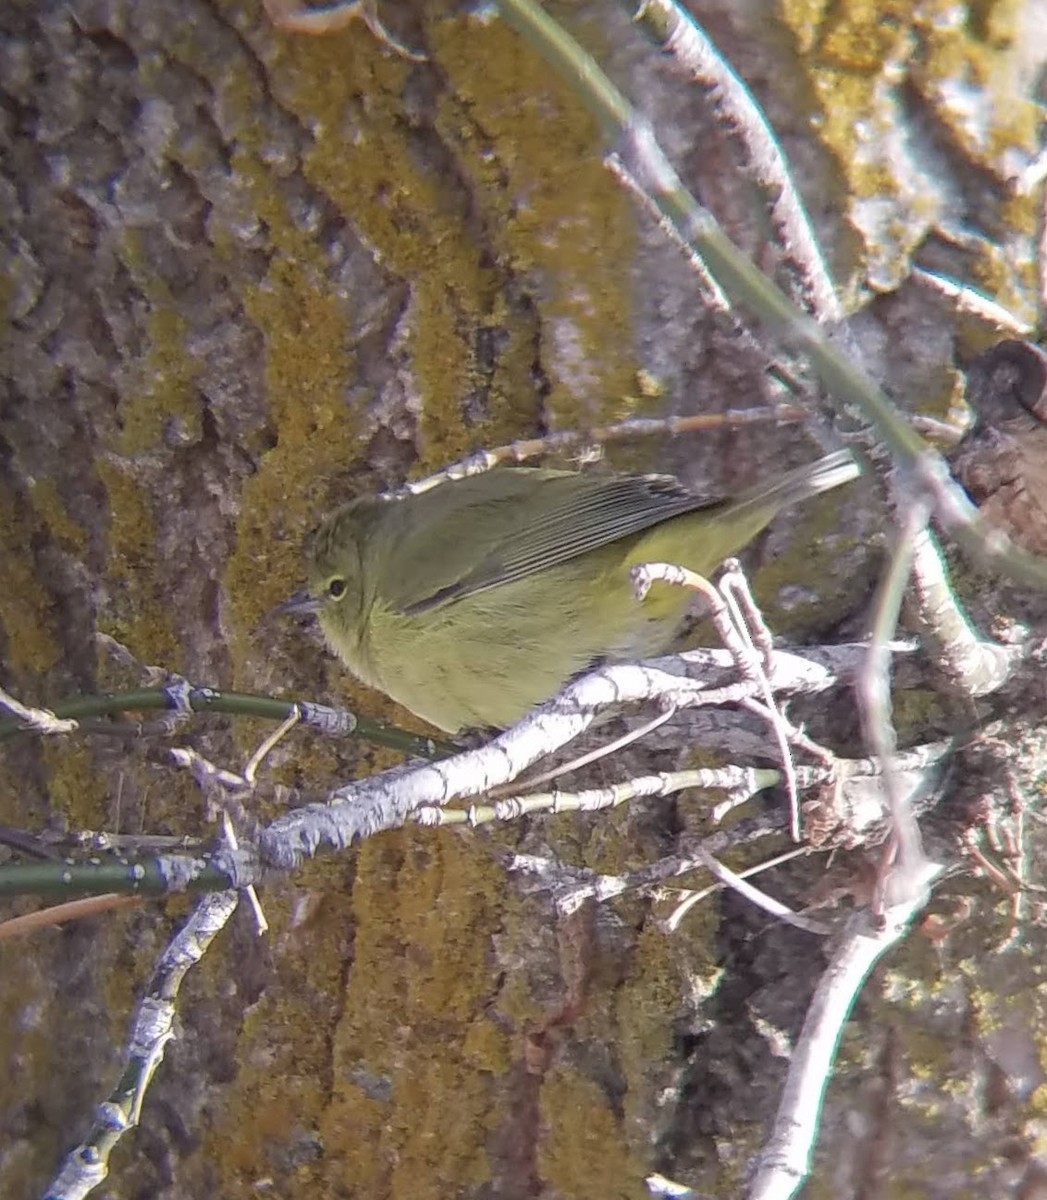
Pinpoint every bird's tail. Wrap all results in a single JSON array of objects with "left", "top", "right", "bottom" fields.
[{"left": 728, "top": 447, "right": 860, "bottom": 519}]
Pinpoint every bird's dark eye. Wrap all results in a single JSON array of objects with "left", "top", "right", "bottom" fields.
[{"left": 327, "top": 577, "right": 348, "bottom": 600}]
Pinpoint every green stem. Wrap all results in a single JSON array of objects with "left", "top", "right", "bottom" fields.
[
  {"left": 0, "top": 854, "right": 237, "bottom": 899},
  {"left": 0, "top": 687, "right": 454, "bottom": 758}
]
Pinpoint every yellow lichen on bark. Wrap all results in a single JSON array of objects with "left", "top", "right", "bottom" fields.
[
  {"left": 113, "top": 229, "right": 205, "bottom": 456},
  {"left": 776, "top": 0, "right": 1042, "bottom": 302},
  {"left": 0, "top": 483, "right": 60, "bottom": 676},
  {"left": 207, "top": 828, "right": 510, "bottom": 1199},
  {"left": 539, "top": 1068, "right": 650, "bottom": 1196},
  {"left": 25, "top": 479, "right": 88, "bottom": 555},
  {"left": 433, "top": 11, "right": 641, "bottom": 434},
  {"left": 266, "top": 25, "right": 519, "bottom": 473},
  {"left": 95, "top": 458, "right": 180, "bottom": 667},
  {"left": 317, "top": 830, "right": 507, "bottom": 1199}
]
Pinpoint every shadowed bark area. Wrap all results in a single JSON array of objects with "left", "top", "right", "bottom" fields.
[{"left": 1, "top": 2, "right": 1046, "bottom": 1198}]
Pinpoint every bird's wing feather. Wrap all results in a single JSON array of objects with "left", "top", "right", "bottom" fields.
[{"left": 376, "top": 469, "right": 715, "bottom": 616}]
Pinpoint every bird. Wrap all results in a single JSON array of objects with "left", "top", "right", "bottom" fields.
[{"left": 283, "top": 449, "right": 859, "bottom": 732}]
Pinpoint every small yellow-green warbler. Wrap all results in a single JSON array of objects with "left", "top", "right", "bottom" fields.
[{"left": 284, "top": 450, "right": 858, "bottom": 732}]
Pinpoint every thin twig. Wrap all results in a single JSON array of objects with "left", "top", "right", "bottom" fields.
[
  {"left": 0, "top": 895, "right": 143, "bottom": 942},
  {"left": 911, "top": 267, "right": 1034, "bottom": 335},
  {"left": 857, "top": 490, "right": 932, "bottom": 911},
  {"left": 243, "top": 705, "right": 301, "bottom": 785},
  {"left": 263, "top": 0, "right": 426, "bottom": 59},
  {"left": 720, "top": 569, "right": 802, "bottom": 839},
  {"left": 418, "top": 764, "right": 782, "bottom": 829},
  {"left": 397, "top": 407, "right": 809, "bottom": 497},
  {"left": 692, "top": 846, "right": 827, "bottom": 934},
  {"left": 664, "top": 846, "right": 810, "bottom": 932}
]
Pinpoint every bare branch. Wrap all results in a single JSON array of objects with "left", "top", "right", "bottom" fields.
[
  {"left": 747, "top": 863, "right": 942, "bottom": 1200},
  {"left": 44, "top": 892, "right": 240, "bottom": 1200},
  {"left": 0, "top": 685, "right": 77, "bottom": 735}
]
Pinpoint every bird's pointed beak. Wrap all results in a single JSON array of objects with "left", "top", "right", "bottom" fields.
[{"left": 274, "top": 588, "right": 323, "bottom": 618}]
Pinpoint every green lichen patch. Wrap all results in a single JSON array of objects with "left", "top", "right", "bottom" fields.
[
  {"left": 614, "top": 919, "right": 708, "bottom": 1128},
  {"left": 0, "top": 483, "right": 61, "bottom": 676},
  {"left": 113, "top": 231, "right": 205, "bottom": 456},
  {"left": 207, "top": 825, "right": 508, "bottom": 1199},
  {"left": 317, "top": 829, "right": 505, "bottom": 1198},
  {"left": 0, "top": 929, "right": 73, "bottom": 1193},
  {"left": 221, "top": 148, "right": 361, "bottom": 663},
  {"left": 25, "top": 479, "right": 88, "bottom": 554},
  {"left": 912, "top": 0, "right": 1041, "bottom": 171},
  {"left": 203, "top": 869, "right": 353, "bottom": 1197},
  {"left": 776, "top": 0, "right": 1042, "bottom": 299},
  {"left": 266, "top": 28, "right": 506, "bottom": 472},
  {"left": 751, "top": 493, "right": 874, "bottom": 638},
  {"left": 39, "top": 741, "right": 113, "bottom": 830},
  {"left": 538, "top": 1067, "right": 649, "bottom": 1196},
  {"left": 434, "top": 12, "right": 640, "bottom": 433},
  {"left": 95, "top": 459, "right": 180, "bottom": 668}
]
